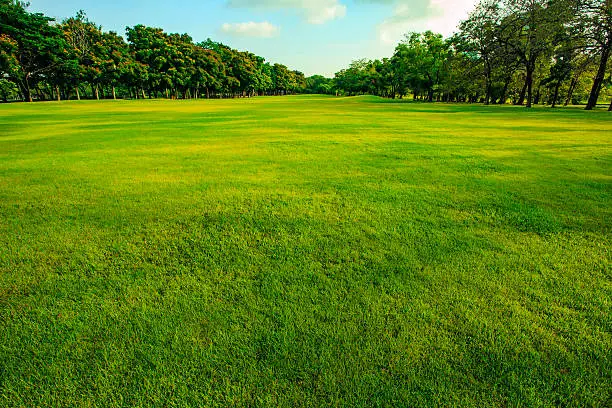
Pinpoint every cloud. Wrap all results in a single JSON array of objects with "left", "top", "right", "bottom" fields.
[
  {"left": 226, "top": 0, "right": 347, "bottom": 25},
  {"left": 221, "top": 21, "right": 281, "bottom": 38},
  {"left": 372, "top": 0, "right": 478, "bottom": 44}
]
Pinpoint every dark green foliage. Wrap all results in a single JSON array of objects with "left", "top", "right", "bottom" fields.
[{"left": 305, "top": 75, "right": 334, "bottom": 95}]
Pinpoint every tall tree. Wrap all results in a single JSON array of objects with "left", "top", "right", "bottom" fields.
[
  {"left": 459, "top": 0, "right": 504, "bottom": 104},
  {"left": 305, "top": 75, "right": 334, "bottom": 94},
  {"left": 61, "top": 11, "right": 98, "bottom": 99},
  {"left": 99, "top": 31, "right": 131, "bottom": 99},
  {"left": 493, "top": 0, "right": 569, "bottom": 107},
  {"left": 578, "top": 0, "right": 612, "bottom": 109},
  {"left": 0, "top": 0, "right": 74, "bottom": 101},
  {"left": 272, "top": 63, "right": 291, "bottom": 95}
]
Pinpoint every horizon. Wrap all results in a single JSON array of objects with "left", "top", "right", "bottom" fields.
[{"left": 27, "top": 0, "right": 478, "bottom": 77}]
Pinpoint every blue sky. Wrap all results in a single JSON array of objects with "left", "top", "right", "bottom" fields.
[{"left": 27, "top": 0, "right": 478, "bottom": 77}]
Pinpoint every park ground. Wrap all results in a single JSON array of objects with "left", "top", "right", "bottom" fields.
[{"left": 0, "top": 96, "right": 610, "bottom": 406}]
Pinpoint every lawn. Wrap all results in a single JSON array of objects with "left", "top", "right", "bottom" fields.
[{"left": 0, "top": 96, "right": 610, "bottom": 407}]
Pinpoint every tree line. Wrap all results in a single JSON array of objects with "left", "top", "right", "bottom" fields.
[
  {"left": 1, "top": 0, "right": 610, "bottom": 109},
  {"left": 0, "top": 1, "right": 306, "bottom": 102},
  {"left": 333, "top": 0, "right": 611, "bottom": 110}
]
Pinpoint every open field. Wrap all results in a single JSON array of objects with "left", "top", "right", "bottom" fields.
[{"left": 0, "top": 96, "right": 610, "bottom": 407}]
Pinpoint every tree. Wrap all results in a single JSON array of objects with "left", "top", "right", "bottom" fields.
[
  {"left": 577, "top": 0, "right": 612, "bottom": 109},
  {"left": 543, "top": 49, "right": 574, "bottom": 107},
  {"left": 305, "top": 75, "right": 334, "bottom": 94},
  {"left": 458, "top": 0, "right": 505, "bottom": 104},
  {"left": 0, "top": 0, "right": 74, "bottom": 101},
  {"left": 393, "top": 32, "right": 450, "bottom": 102},
  {"left": 272, "top": 63, "right": 290, "bottom": 95},
  {"left": 99, "top": 31, "right": 131, "bottom": 99},
  {"left": 61, "top": 11, "right": 98, "bottom": 99},
  {"left": 492, "top": 0, "right": 569, "bottom": 107},
  {"left": 191, "top": 45, "right": 221, "bottom": 98}
]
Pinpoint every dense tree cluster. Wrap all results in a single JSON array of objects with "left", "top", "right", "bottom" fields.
[
  {"left": 333, "top": 0, "right": 611, "bottom": 110},
  {"left": 0, "top": 1, "right": 306, "bottom": 102}
]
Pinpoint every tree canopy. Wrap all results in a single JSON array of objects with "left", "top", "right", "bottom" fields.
[
  {"left": 332, "top": 0, "right": 611, "bottom": 110},
  {"left": 0, "top": 1, "right": 306, "bottom": 101}
]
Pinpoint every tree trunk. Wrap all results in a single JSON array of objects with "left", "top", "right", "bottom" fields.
[
  {"left": 206, "top": 87, "right": 210, "bottom": 99},
  {"left": 516, "top": 76, "right": 528, "bottom": 106},
  {"left": 112, "top": 86, "right": 116, "bottom": 100},
  {"left": 608, "top": 98, "right": 612, "bottom": 111},
  {"left": 551, "top": 82, "right": 561, "bottom": 108},
  {"left": 76, "top": 86, "right": 81, "bottom": 101},
  {"left": 484, "top": 62, "right": 492, "bottom": 105},
  {"left": 525, "top": 67, "right": 533, "bottom": 108},
  {"left": 23, "top": 75, "right": 33, "bottom": 102},
  {"left": 55, "top": 85, "right": 60, "bottom": 102},
  {"left": 565, "top": 76, "right": 579, "bottom": 106},
  {"left": 141, "top": 89, "right": 146, "bottom": 99},
  {"left": 586, "top": 38, "right": 611, "bottom": 110},
  {"left": 94, "top": 85, "right": 100, "bottom": 101}
]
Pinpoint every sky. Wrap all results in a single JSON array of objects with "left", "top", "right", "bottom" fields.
[{"left": 27, "top": 0, "right": 479, "bottom": 77}]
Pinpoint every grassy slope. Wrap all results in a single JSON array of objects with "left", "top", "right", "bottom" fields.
[{"left": 0, "top": 96, "right": 610, "bottom": 407}]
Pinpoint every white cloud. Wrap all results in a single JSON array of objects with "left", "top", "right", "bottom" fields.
[
  {"left": 221, "top": 21, "right": 281, "bottom": 38},
  {"left": 307, "top": 3, "right": 347, "bottom": 24},
  {"left": 377, "top": 0, "right": 478, "bottom": 44},
  {"left": 227, "top": 0, "right": 347, "bottom": 25}
]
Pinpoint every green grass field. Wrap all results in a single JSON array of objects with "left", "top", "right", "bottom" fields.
[{"left": 0, "top": 96, "right": 610, "bottom": 407}]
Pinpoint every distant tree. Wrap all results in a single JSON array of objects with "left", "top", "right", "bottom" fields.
[
  {"left": 99, "top": 31, "right": 131, "bottom": 99},
  {"left": 191, "top": 45, "right": 221, "bottom": 98},
  {"left": 272, "top": 63, "right": 291, "bottom": 95},
  {"left": 393, "top": 32, "right": 450, "bottom": 102},
  {"left": 305, "top": 75, "right": 334, "bottom": 94}
]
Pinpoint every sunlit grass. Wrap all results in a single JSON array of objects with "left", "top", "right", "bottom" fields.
[{"left": 0, "top": 96, "right": 610, "bottom": 407}]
